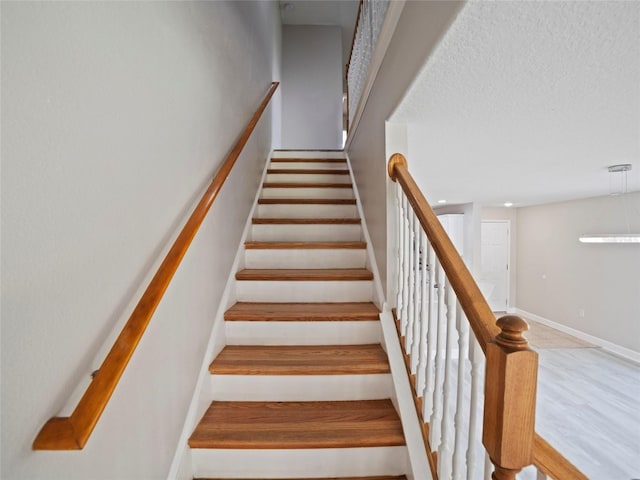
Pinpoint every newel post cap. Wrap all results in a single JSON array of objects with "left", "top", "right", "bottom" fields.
[
  {"left": 495, "top": 315, "right": 530, "bottom": 351},
  {"left": 388, "top": 153, "right": 407, "bottom": 181}
]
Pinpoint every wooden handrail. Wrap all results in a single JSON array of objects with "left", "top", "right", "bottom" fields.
[
  {"left": 388, "top": 153, "right": 588, "bottom": 479},
  {"left": 33, "top": 82, "right": 279, "bottom": 450},
  {"left": 388, "top": 153, "right": 499, "bottom": 353},
  {"left": 534, "top": 434, "right": 589, "bottom": 480}
]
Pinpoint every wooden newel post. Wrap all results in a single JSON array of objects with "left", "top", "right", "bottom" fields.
[{"left": 483, "top": 315, "right": 538, "bottom": 480}]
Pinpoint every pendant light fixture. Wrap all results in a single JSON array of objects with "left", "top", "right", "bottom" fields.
[{"left": 578, "top": 164, "right": 639, "bottom": 244}]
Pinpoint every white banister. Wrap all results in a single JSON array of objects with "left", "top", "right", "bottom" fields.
[
  {"left": 438, "top": 285, "right": 458, "bottom": 479},
  {"left": 396, "top": 183, "right": 405, "bottom": 333},
  {"left": 401, "top": 195, "right": 410, "bottom": 339},
  {"left": 422, "top": 243, "right": 438, "bottom": 421},
  {"left": 536, "top": 469, "right": 548, "bottom": 480},
  {"left": 452, "top": 308, "right": 470, "bottom": 479},
  {"left": 429, "top": 262, "right": 447, "bottom": 450},
  {"left": 410, "top": 211, "right": 422, "bottom": 373},
  {"left": 406, "top": 210, "right": 416, "bottom": 354},
  {"left": 416, "top": 230, "right": 429, "bottom": 395},
  {"left": 484, "top": 451, "right": 494, "bottom": 479},
  {"left": 467, "top": 336, "right": 485, "bottom": 479}
]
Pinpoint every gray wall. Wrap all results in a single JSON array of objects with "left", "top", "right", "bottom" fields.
[
  {"left": 1, "top": 2, "right": 280, "bottom": 478},
  {"left": 281, "top": 25, "right": 343, "bottom": 149},
  {"left": 516, "top": 193, "right": 640, "bottom": 352}
]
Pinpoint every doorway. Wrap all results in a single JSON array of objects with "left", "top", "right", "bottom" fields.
[{"left": 480, "top": 221, "right": 510, "bottom": 312}]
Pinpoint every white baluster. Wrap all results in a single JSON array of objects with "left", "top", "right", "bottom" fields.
[
  {"left": 422, "top": 245, "right": 438, "bottom": 421},
  {"left": 396, "top": 185, "right": 405, "bottom": 325},
  {"left": 536, "top": 469, "right": 548, "bottom": 480},
  {"left": 416, "top": 230, "right": 429, "bottom": 397},
  {"left": 429, "top": 262, "right": 447, "bottom": 451},
  {"left": 467, "top": 336, "right": 485, "bottom": 480},
  {"left": 405, "top": 210, "right": 415, "bottom": 354},
  {"left": 410, "top": 211, "right": 421, "bottom": 373},
  {"left": 401, "top": 195, "right": 410, "bottom": 337},
  {"left": 484, "top": 451, "right": 493, "bottom": 480},
  {"left": 438, "top": 283, "right": 459, "bottom": 479},
  {"left": 452, "top": 307, "right": 470, "bottom": 480}
]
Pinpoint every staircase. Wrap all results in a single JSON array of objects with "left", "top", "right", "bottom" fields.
[{"left": 187, "top": 151, "right": 411, "bottom": 480}]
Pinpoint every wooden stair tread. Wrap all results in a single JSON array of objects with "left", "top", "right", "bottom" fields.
[
  {"left": 188, "top": 400, "right": 405, "bottom": 449},
  {"left": 245, "top": 241, "right": 366, "bottom": 249},
  {"left": 267, "top": 169, "right": 350, "bottom": 175},
  {"left": 236, "top": 268, "right": 373, "bottom": 281},
  {"left": 258, "top": 198, "right": 356, "bottom": 205},
  {"left": 270, "top": 158, "right": 347, "bottom": 163},
  {"left": 252, "top": 218, "right": 361, "bottom": 224},
  {"left": 209, "top": 344, "right": 390, "bottom": 375},
  {"left": 224, "top": 302, "right": 380, "bottom": 321},
  {"left": 263, "top": 182, "right": 353, "bottom": 188}
]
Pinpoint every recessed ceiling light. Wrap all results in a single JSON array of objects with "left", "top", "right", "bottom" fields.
[
  {"left": 437, "top": 199, "right": 447, "bottom": 204},
  {"left": 504, "top": 202, "right": 513, "bottom": 207}
]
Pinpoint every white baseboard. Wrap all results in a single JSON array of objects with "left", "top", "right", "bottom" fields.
[
  {"left": 379, "top": 311, "right": 433, "bottom": 480},
  {"left": 515, "top": 308, "right": 640, "bottom": 364}
]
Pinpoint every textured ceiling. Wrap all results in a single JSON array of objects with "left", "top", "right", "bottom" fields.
[
  {"left": 391, "top": 1, "right": 640, "bottom": 207},
  {"left": 280, "top": 0, "right": 359, "bottom": 71}
]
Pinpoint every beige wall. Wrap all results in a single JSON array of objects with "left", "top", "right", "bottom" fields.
[
  {"left": 1, "top": 2, "right": 280, "bottom": 478},
  {"left": 516, "top": 193, "right": 640, "bottom": 352}
]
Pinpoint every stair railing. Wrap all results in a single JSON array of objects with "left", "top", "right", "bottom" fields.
[
  {"left": 32, "top": 82, "right": 279, "bottom": 451},
  {"left": 346, "top": 0, "right": 391, "bottom": 132},
  {"left": 387, "top": 153, "right": 588, "bottom": 480}
]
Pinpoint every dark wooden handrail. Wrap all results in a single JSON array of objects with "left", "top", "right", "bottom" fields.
[
  {"left": 33, "top": 82, "right": 279, "bottom": 450},
  {"left": 388, "top": 153, "right": 588, "bottom": 479}
]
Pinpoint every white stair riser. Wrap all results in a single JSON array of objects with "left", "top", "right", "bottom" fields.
[
  {"left": 251, "top": 224, "right": 362, "bottom": 242},
  {"left": 261, "top": 187, "right": 354, "bottom": 199},
  {"left": 257, "top": 204, "right": 357, "bottom": 218},
  {"left": 225, "top": 321, "right": 382, "bottom": 345},
  {"left": 269, "top": 162, "right": 348, "bottom": 170},
  {"left": 236, "top": 280, "right": 373, "bottom": 302},
  {"left": 210, "top": 374, "right": 393, "bottom": 401},
  {"left": 191, "top": 447, "right": 409, "bottom": 479},
  {"left": 272, "top": 151, "right": 346, "bottom": 159},
  {"left": 245, "top": 249, "right": 366, "bottom": 269},
  {"left": 265, "top": 173, "right": 352, "bottom": 183}
]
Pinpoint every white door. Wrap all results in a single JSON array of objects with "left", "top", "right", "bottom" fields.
[{"left": 480, "top": 221, "right": 510, "bottom": 312}]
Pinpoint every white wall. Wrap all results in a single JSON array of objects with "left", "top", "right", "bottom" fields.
[
  {"left": 516, "top": 193, "right": 640, "bottom": 353},
  {"left": 0, "top": 2, "right": 280, "bottom": 479},
  {"left": 281, "top": 25, "right": 342, "bottom": 149}
]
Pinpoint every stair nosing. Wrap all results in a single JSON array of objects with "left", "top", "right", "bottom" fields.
[
  {"left": 244, "top": 241, "right": 366, "bottom": 250},
  {"left": 235, "top": 268, "right": 373, "bottom": 281},
  {"left": 267, "top": 169, "right": 350, "bottom": 175},
  {"left": 262, "top": 182, "right": 353, "bottom": 188},
  {"left": 252, "top": 218, "right": 361, "bottom": 224},
  {"left": 257, "top": 198, "right": 356, "bottom": 205},
  {"left": 224, "top": 302, "right": 380, "bottom": 322},
  {"left": 209, "top": 344, "right": 390, "bottom": 376}
]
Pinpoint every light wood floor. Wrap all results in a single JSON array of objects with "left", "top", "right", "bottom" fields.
[{"left": 518, "top": 321, "right": 640, "bottom": 480}]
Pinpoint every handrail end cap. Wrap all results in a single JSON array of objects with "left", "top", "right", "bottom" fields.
[{"left": 388, "top": 153, "right": 407, "bottom": 181}]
